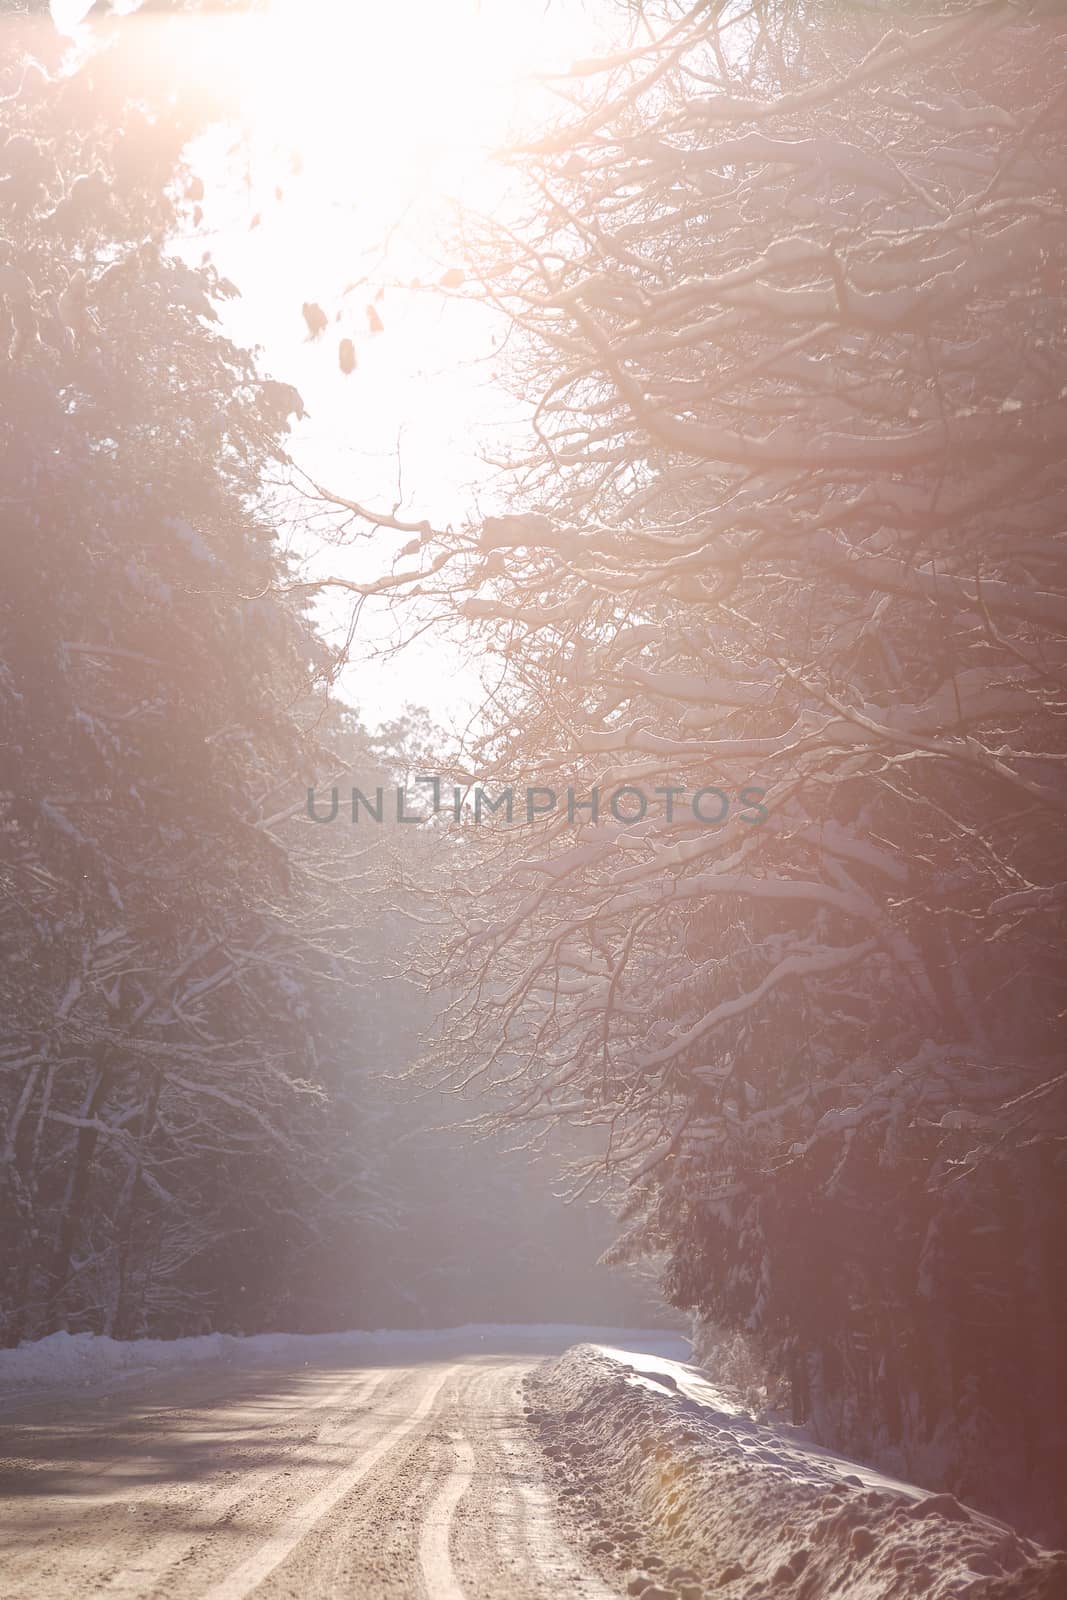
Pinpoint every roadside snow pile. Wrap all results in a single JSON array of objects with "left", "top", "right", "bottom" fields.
[
  {"left": 0, "top": 1323, "right": 686, "bottom": 1403},
  {"left": 528, "top": 1345, "right": 1066, "bottom": 1600},
  {"left": 0, "top": 1329, "right": 257, "bottom": 1395}
]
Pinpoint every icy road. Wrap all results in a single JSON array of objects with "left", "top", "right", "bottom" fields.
[{"left": 0, "top": 1327, "right": 681, "bottom": 1600}]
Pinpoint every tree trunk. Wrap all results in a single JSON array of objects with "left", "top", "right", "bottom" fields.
[{"left": 45, "top": 1049, "right": 112, "bottom": 1331}]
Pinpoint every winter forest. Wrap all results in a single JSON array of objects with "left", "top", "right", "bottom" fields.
[{"left": 2, "top": 0, "right": 1066, "bottom": 1571}]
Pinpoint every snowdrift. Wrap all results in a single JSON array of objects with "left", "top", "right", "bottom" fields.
[
  {"left": 0, "top": 1323, "right": 686, "bottom": 1405},
  {"left": 528, "top": 1345, "right": 1066, "bottom": 1600}
]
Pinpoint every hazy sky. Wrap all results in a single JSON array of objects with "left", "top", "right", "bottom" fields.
[
  {"left": 188, "top": 0, "right": 612, "bottom": 740},
  {"left": 49, "top": 0, "right": 613, "bottom": 735}
]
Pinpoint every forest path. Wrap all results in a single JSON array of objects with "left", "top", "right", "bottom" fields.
[{"left": 0, "top": 1332, "right": 630, "bottom": 1599}]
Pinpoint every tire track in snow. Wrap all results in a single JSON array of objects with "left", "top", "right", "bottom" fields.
[
  {"left": 202, "top": 1364, "right": 454, "bottom": 1600},
  {"left": 86, "top": 1367, "right": 388, "bottom": 1511},
  {"left": 417, "top": 1429, "right": 476, "bottom": 1600},
  {"left": 450, "top": 1360, "right": 620, "bottom": 1600},
  {"left": 91, "top": 1367, "right": 395, "bottom": 1596},
  {"left": 492, "top": 1365, "right": 620, "bottom": 1599}
]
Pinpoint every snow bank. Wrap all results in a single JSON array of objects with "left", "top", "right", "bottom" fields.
[
  {"left": 0, "top": 1323, "right": 686, "bottom": 1403},
  {"left": 528, "top": 1344, "right": 1066, "bottom": 1600}
]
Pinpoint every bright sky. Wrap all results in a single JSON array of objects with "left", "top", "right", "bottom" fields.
[
  {"left": 54, "top": 0, "right": 613, "bottom": 740},
  {"left": 49, "top": 0, "right": 614, "bottom": 737},
  {"left": 223, "top": 0, "right": 610, "bottom": 742}
]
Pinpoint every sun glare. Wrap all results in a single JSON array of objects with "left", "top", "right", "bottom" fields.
[
  {"left": 164, "top": 0, "right": 599, "bottom": 726},
  {"left": 240, "top": 0, "right": 567, "bottom": 220},
  {"left": 84, "top": 0, "right": 602, "bottom": 724},
  {"left": 195, "top": 0, "right": 595, "bottom": 368}
]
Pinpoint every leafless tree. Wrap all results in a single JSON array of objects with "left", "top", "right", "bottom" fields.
[{"left": 310, "top": 0, "right": 1067, "bottom": 1534}]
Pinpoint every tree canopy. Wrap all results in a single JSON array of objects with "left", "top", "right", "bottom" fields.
[{"left": 314, "top": 0, "right": 1067, "bottom": 1541}]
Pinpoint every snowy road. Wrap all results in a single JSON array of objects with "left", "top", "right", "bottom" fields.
[{"left": 0, "top": 1331, "right": 651, "bottom": 1600}]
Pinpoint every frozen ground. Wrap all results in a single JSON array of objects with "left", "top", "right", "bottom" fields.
[
  {"left": 0, "top": 1322, "right": 686, "bottom": 1407},
  {"left": 0, "top": 1325, "right": 681, "bottom": 1600},
  {"left": 528, "top": 1344, "right": 1067, "bottom": 1600},
  {"left": 0, "top": 1327, "right": 1061, "bottom": 1598}
]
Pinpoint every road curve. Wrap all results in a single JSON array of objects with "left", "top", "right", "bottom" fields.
[{"left": 0, "top": 1333, "right": 625, "bottom": 1599}]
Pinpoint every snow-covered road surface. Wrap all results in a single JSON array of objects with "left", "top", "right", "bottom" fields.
[
  {"left": 0, "top": 1328, "right": 679, "bottom": 1600},
  {"left": 2, "top": 1329, "right": 1062, "bottom": 1600}
]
